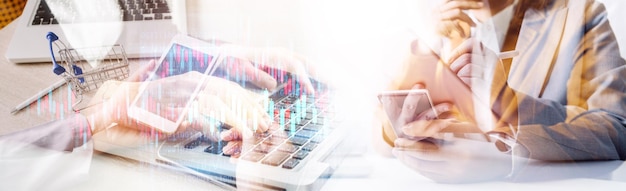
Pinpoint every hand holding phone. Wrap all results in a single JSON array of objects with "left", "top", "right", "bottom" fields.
[
  {"left": 378, "top": 89, "right": 438, "bottom": 140},
  {"left": 127, "top": 35, "right": 221, "bottom": 133}
]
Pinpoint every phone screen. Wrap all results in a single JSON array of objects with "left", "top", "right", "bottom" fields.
[
  {"left": 378, "top": 90, "right": 436, "bottom": 139},
  {"left": 132, "top": 43, "right": 218, "bottom": 125}
]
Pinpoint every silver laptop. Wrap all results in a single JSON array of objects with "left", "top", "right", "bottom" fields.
[
  {"left": 6, "top": 0, "right": 187, "bottom": 63},
  {"left": 92, "top": 35, "right": 355, "bottom": 190}
]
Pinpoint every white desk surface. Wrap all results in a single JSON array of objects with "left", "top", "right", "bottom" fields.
[{"left": 2, "top": 9, "right": 626, "bottom": 191}]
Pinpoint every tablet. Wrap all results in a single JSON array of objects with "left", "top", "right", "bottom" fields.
[
  {"left": 127, "top": 34, "right": 221, "bottom": 133},
  {"left": 378, "top": 89, "right": 437, "bottom": 139}
]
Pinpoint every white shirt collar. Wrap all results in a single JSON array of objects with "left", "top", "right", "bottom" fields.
[{"left": 470, "top": 0, "right": 518, "bottom": 53}]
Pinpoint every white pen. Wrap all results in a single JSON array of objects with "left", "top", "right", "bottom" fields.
[
  {"left": 498, "top": 50, "right": 519, "bottom": 59},
  {"left": 11, "top": 79, "right": 67, "bottom": 114}
]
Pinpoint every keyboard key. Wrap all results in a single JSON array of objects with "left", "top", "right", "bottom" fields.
[
  {"left": 32, "top": 19, "right": 41, "bottom": 25},
  {"left": 253, "top": 143, "right": 275, "bottom": 154},
  {"left": 277, "top": 144, "right": 299, "bottom": 153},
  {"left": 183, "top": 139, "right": 202, "bottom": 149},
  {"left": 297, "top": 119, "right": 310, "bottom": 126},
  {"left": 257, "top": 132, "right": 272, "bottom": 138},
  {"left": 146, "top": 3, "right": 156, "bottom": 9},
  {"left": 242, "top": 151, "right": 266, "bottom": 162},
  {"left": 295, "top": 130, "right": 316, "bottom": 139},
  {"left": 292, "top": 150, "right": 309, "bottom": 160},
  {"left": 264, "top": 137, "right": 285, "bottom": 145},
  {"left": 284, "top": 125, "right": 301, "bottom": 132},
  {"left": 303, "top": 124, "right": 322, "bottom": 132},
  {"left": 271, "top": 131, "right": 289, "bottom": 139},
  {"left": 241, "top": 143, "right": 255, "bottom": 153},
  {"left": 262, "top": 152, "right": 291, "bottom": 166},
  {"left": 204, "top": 144, "right": 222, "bottom": 154},
  {"left": 152, "top": 7, "right": 170, "bottom": 14},
  {"left": 134, "top": 14, "right": 144, "bottom": 21},
  {"left": 311, "top": 117, "right": 325, "bottom": 124},
  {"left": 222, "top": 142, "right": 241, "bottom": 157},
  {"left": 302, "top": 143, "right": 317, "bottom": 151},
  {"left": 310, "top": 135, "right": 324, "bottom": 143},
  {"left": 244, "top": 132, "right": 268, "bottom": 145},
  {"left": 289, "top": 137, "right": 308, "bottom": 146},
  {"left": 282, "top": 159, "right": 300, "bottom": 169}
]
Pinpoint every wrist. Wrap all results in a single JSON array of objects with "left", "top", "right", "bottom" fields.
[{"left": 488, "top": 131, "right": 516, "bottom": 153}]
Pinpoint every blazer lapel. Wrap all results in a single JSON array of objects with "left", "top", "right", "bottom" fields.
[{"left": 508, "top": 3, "right": 569, "bottom": 97}]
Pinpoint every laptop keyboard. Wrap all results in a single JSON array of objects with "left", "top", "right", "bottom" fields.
[
  {"left": 31, "top": 0, "right": 172, "bottom": 25},
  {"left": 180, "top": 88, "right": 336, "bottom": 170}
]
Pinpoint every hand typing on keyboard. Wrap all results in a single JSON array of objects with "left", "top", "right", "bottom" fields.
[
  {"left": 83, "top": 60, "right": 272, "bottom": 148},
  {"left": 217, "top": 44, "right": 333, "bottom": 94},
  {"left": 85, "top": 45, "right": 333, "bottom": 173}
]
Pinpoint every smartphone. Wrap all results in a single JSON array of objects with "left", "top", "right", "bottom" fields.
[
  {"left": 378, "top": 89, "right": 437, "bottom": 140},
  {"left": 127, "top": 35, "right": 221, "bottom": 133}
]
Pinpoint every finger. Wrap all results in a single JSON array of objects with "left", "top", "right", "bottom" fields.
[
  {"left": 222, "top": 56, "right": 278, "bottom": 91},
  {"left": 415, "top": 103, "right": 452, "bottom": 120},
  {"left": 243, "top": 61, "right": 278, "bottom": 91},
  {"left": 443, "top": 121, "right": 484, "bottom": 134},
  {"left": 220, "top": 129, "right": 241, "bottom": 142},
  {"left": 221, "top": 127, "right": 254, "bottom": 143},
  {"left": 437, "top": 20, "right": 464, "bottom": 37},
  {"left": 456, "top": 63, "right": 473, "bottom": 77},
  {"left": 402, "top": 119, "right": 450, "bottom": 138},
  {"left": 452, "top": 21, "right": 469, "bottom": 38},
  {"left": 447, "top": 39, "right": 475, "bottom": 64},
  {"left": 262, "top": 48, "right": 316, "bottom": 94},
  {"left": 128, "top": 59, "right": 157, "bottom": 82},
  {"left": 439, "top": 0, "right": 484, "bottom": 12},
  {"left": 449, "top": 54, "right": 472, "bottom": 73},
  {"left": 440, "top": 10, "right": 476, "bottom": 27},
  {"left": 295, "top": 72, "right": 316, "bottom": 94},
  {"left": 222, "top": 141, "right": 242, "bottom": 157},
  {"left": 291, "top": 54, "right": 329, "bottom": 86}
]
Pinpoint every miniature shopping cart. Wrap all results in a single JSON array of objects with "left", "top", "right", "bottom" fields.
[{"left": 46, "top": 32, "right": 130, "bottom": 111}]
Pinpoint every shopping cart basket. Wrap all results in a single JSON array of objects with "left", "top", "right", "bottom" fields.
[{"left": 46, "top": 32, "right": 130, "bottom": 111}]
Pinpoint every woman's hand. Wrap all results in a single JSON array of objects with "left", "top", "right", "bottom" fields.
[
  {"left": 84, "top": 60, "right": 271, "bottom": 149},
  {"left": 217, "top": 44, "right": 326, "bottom": 94},
  {"left": 393, "top": 84, "right": 483, "bottom": 140},
  {"left": 433, "top": 0, "right": 483, "bottom": 39}
]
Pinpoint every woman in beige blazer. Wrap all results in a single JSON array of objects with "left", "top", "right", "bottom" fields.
[{"left": 386, "top": 0, "right": 626, "bottom": 183}]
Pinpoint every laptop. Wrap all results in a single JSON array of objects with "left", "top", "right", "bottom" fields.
[
  {"left": 6, "top": 0, "right": 187, "bottom": 63},
  {"left": 91, "top": 35, "right": 356, "bottom": 190}
]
